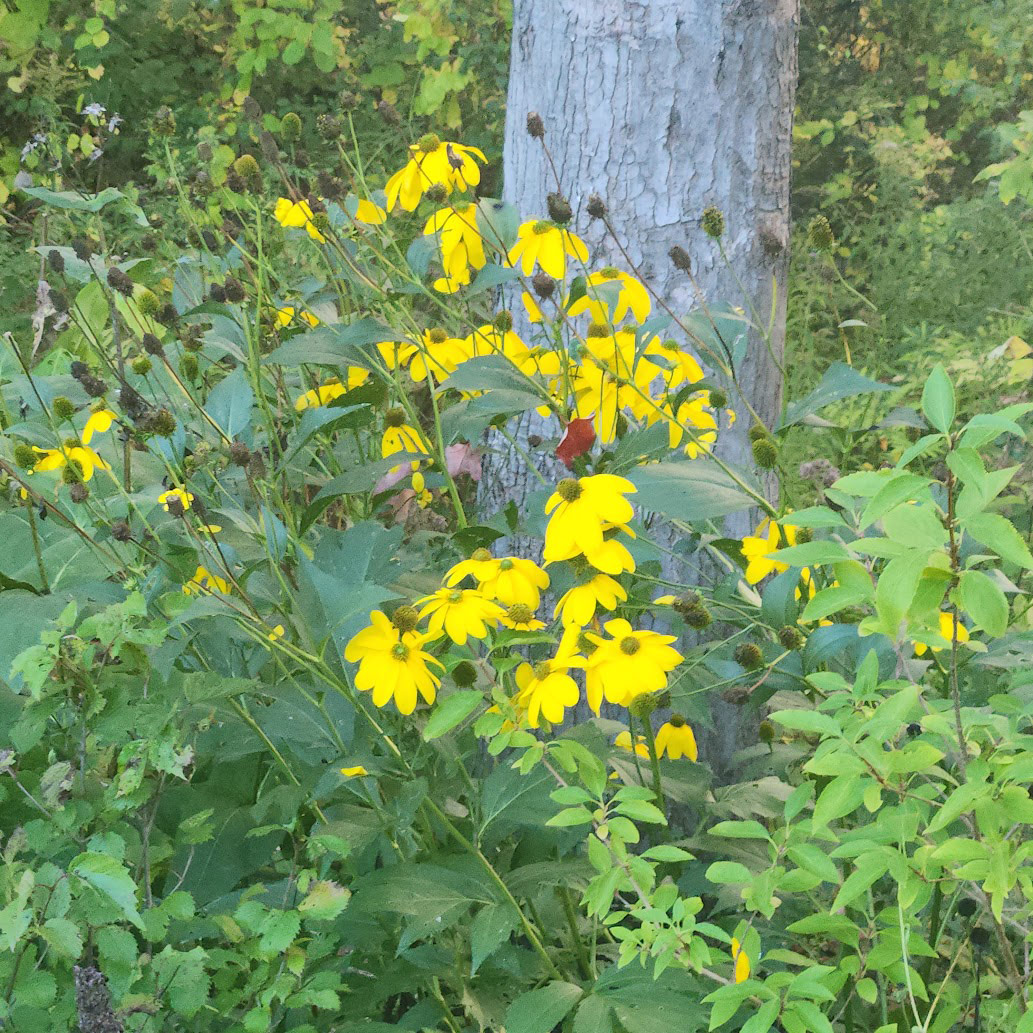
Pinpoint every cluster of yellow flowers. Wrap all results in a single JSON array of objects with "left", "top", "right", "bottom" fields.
[
  {"left": 29, "top": 407, "right": 116, "bottom": 484},
  {"left": 272, "top": 136, "right": 729, "bottom": 464}
]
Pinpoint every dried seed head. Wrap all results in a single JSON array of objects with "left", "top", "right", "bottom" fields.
[
  {"left": 526, "top": 112, "right": 545, "bottom": 139},
  {"left": 47, "top": 249, "right": 65, "bottom": 274},
  {"left": 316, "top": 113, "right": 341, "bottom": 140},
  {"left": 229, "top": 441, "right": 251, "bottom": 467},
  {"left": 531, "top": 270, "right": 555, "bottom": 298},
  {"left": 242, "top": 95, "right": 262, "bottom": 121},
  {"left": 339, "top": 90, "right": 359, "bottom": 111},
  {"left": 142, "top": 332, "right": 163, "bottom": 357},
  {"left": 259, "top": 131, "right": 280, "bottom": 163},
  {"left": 223, "top": 276, "right": 245, "bottom": 303},
  {"left": 152, "top": 105, "right": 176, "bottom": 137},
  {"left": 546, "top": 192, "right": 572, "bottom": 224},
  {"left": 586, "top": 193, "right": 607, "bottom": 219},
  {"left": 69, "top": 481, "right": 89, "bottom": 504},
  {"left": 106, "top": 267, "right": 134, "bottom": 297},
  {"left": 425, "top": 182, "right": 448, "bottom": 204},
  {"left": 669, "top": 245, "right": 692, "bottom": 273},
  {"left": 377, "top": 100, "right": 400, "bottom": 126},
  {"left": 111, "top": 519, "right": 131, "bottom": 542}
]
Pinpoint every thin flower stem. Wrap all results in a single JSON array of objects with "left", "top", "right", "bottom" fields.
[{"left": 639, "top": 716, "right": 666, "bottom": 815}]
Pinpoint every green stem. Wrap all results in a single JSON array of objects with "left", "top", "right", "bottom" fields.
[
  {"left": 639, "top": 716, "right": 666, "bottom": 815},
  {"left": 26, "top": 502, "right": 50, "bottom": 593}
]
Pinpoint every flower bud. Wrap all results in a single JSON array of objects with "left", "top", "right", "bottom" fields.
[
  {"left": 758, "top": 720, "right": 775, "bottom": 744},
  {"left": 747, "top": 424, "right": 768, "bottom": 442},
  {"left": 751, "top": 436, "right": 778, "bottom": 470},
  {"left": 13, "top": 444, "right": 37, "bottom": 469},
  {"left": 281, "top": 112, "right": 302, "bottom": 142},
  {"left": 131, "top": 356, "right": 152, "bottom": 375}
]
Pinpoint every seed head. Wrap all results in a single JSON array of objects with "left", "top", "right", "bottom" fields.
[
  {"left": 232, "top": 154, "right": 262, "bottom": 193},
  {"left": 391, "top": 605, "right": 419, "bottom": 633},
  {"left": 531, "top": 271, "right": 555, "bottom": 298},
  {"left": 179, "top": 353, "right": 199, "bottom": 381},
  {"left": 494, "top": 310, "right": 513, "bottom": 333},
  {"left": 106, "top": 267, "right": 134, "bottom": 297},
  {"left": 701, "top": 205, "right": 725, "bottom": 239},
  {"left": 376, "top": 100, "right": 400, "bottom": 126},
  {"left": 385, "top": 407, "right": 407, "bottom": 428},
  {"left": 586, "top": 321, "right": 611, "bottom": 339},
  {"left": 209, "top": 283, "right": 226, "bottom": 303},
  {"left": 316, "top": 113, "right": 341, "bottom": 140},
  {"left": 556, "top": 478, "right": 582, "bottom": 503},
  {"left": 111, "top": 520, "right": 131, "bottom": 542},
  {"left": 229, "top": 441, "right": 251, "bottom": 467},
  {"left": 69, "top": 481, "right": 89, "bottom": 503},
  {"left": 339, "top": 90, "right": 359, "bottom": 111},
  {"left": 53, "top": 396, "right": 77, "bottom": 421},
  {"left": 145, "top": 409, "right": 177, "bottom": 437},
  {"left": 526, "top": 112, "right": 545, "bottom": 139},
  {"left": 546, "top": 192, "right": 572, "bottom": 224},
  {"left": 956, "top": 898, "right": 978, "bottom": 918},
  {"left": 259, "top": 130, "right": 280, "bottom": 163},
  {"left": 427, "top": 327, "right": 448, "bottom": 345},
  {"left": 47, "top": 249, "right": 65, "bottom": 274},
  {"left": 72, "top": 237, "right": 94, "bottom": 261},
  {"left": 586, "top": 193, "right": 607, "bottom": 219},
  {"left": 222, "top": 276, "right": 245, "bottom": 303},
  {"left": 669, "top": 245, "right": 692, "bottom": 273},
  {"left": 807, "top": 214, "right": 836, "bottom": 253},
  {"left": 152, "top": 105, "right": 176, "bottom": 137},
  {"left": 708, "top": 388, "right": 728, "bottom": 409},
  {"left": 734, "top": 642, "right": 764, "bottom": 671},
  {"left": 130, "top": 356, "right": 152, "bottom": 375},
  {"left": 141, "top": 332, "right": 163, "bottom": 357},
  {"left": 777, "top": 626, "right": 805, "bottom": 651},
  {"left": 13, "top": 444, "right": 37, "bottom": 469}
]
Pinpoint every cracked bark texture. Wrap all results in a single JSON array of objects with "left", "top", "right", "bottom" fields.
[{"left": 482, "top": 0, "right": 799, "bottom": 778}]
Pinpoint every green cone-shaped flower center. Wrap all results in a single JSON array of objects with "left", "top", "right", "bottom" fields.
[
  {"left": 619, "top": 636, "right": 641, "bottom": 656},
  {"left": 557, "top": 478, "right": 582, "bottom": 503}
]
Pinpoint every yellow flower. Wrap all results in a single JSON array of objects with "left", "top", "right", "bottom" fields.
[
  {"left": 159, "top": 488, "right": 194, "bottom": 512},
  {"left": 376, "top": 339, "right": 418, "bottom": 370},
  {"left": 353, "top": 198, "right": 387, "bottom": 225},
  {"left": 384, "top": 137, "right": 486, "bottom": 212},
  {"left": 31, "top": 444, "right": 110, "bottom": 483},
  {"left": 566, "top": 267, "right": 651, "bottom": 325},
  {"left": 412, "top": 471, "right": 433, "bottom": 508},
  {"left": 417, "top": 588, "right": 505, "bottom": 645},
  {"left": 583, "top": 618, "right": 683, "bottom": 713},
  {"left": 914, "top": 611, "right": 971, "bottom": 656},
  {"left": 730, "top": 938, "right": 751, "bottom": 983},
  {"left": 294, "top": 370, "right": 369, "bottom": 411},
  {"left": 268, "top": 624, "right": 285, "bottom": 641},
  {"left": 382, "top": 416, "right": 431, "bottom": 472},
  {"left": 479, "top": 557, "right": 550, "bottom": 610},
  {"left": 275, "top": 306, "right": 320, "bottom": 329},
  {"left": 660, "top": 397, "right": 718, "bottom": 458},
  {"left": 544, "top": 474, "right": 636, "bottom": 565},
  {"left": 183, "top": 565, "right": 230, "bottom": 595},
  {"left": 522, "top": 290, "right": 544, "bottom": 324},
  {"left": 344, "top": 610, "right": 443, "bottom": 715},
  {"left": 340, "top": 765, "right": 369, "bottom": 777},
  {"left": 433, "top": 271, "right": 472, "bottom": 294},
  {"left": 644, "top": 337, "right": 705, "bottom": 393},
  {"left": 498, "top": 604, "right": 546, "bottom": 632},
  {"left": 554, "top": 573, "right": 627, "bottom": 627},
  {"left": 409, "top": 328, "right": 470, "bottom": 384},
  {"left": 424, "top": 204, "right": 486, "bottom": 282},
  {"left": 273, "top": 197, "right": 325, "bottom": 242},
  {"left": 445, "top": 548, "right": 501, "bottom": 586},
  {"left": 742, "top": 518, "right": 801, "bottom": 585},
  {"left": 614, "top": 729, "right": 650, "bottom": 759},
  {"left": 654, "top": 716, "right": 698, "bottom": 761},
  {"left": 508, "top": 220, "right": 589, "bottom": 279},
  {"left": 514, "top": 629, "right": 585, "bottom": 726},
  {"left": 82, "top": 408, "right": 116, "bottom": 445}
]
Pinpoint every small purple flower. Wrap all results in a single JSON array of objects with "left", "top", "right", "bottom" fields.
[{"left": 83, "top": 102, "right": 106, "bottom": 118}]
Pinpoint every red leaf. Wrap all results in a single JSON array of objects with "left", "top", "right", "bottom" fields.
[{"left": 556, "top": 417, "right": 596, "bottom": 469}]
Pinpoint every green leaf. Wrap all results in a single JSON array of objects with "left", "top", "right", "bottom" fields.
[
  {"left": 964, "top": 513, "right": 1033, "bottom": 570},
  {"left": 629, "top": 460, "right": 757, "bottom": 523},
  {"left": 613, "top": 798, "right": 666, "bottom": 824},
  {"left": 70, "top": 852, "right": 144, "bottom": 929},
  {"left": 706, "top": 861, "right": 753, "bottom": 884},
  {"left": 830, "top": 855, "right": 888, "bottom": 912},
  {"left": 262, "top": 318, "right": 395, "bottom": 367},
  {"left": 40, "top": 917, "right": 84, "bottom": 959},
  {"left": 781, "top": 362, "right": 891, "bottom": 428},
  {"left": 812, "top": 775, "right": 867, "bottom": 831},
  {"left": 959, "top": 570, "right": 1009, "bottom": 637},
  {"left": 709, "top": 820, "right": 771, "bottom": 840},
  {"left": 206, "top": 367, "right": 254, "bottom": 439},
  {"left": 546, "top": 806, "right": 595, "bottom": 827},
  {"left": 470, "top": 902, "right": 518, "bottom": 975},
  {"left": 740, "top": 999, "right": 779, "bottom": 1033},
  {"left": 504, "top": 982, "right": 583, "bottom": 1033},
  {"left": 298, "top": 881, "right": 350, "bottom": 921},
  {"left": 423, "top": 690, "right": 484, "bottom": 740},
  {"left": 17, "top": 185, "right": 149, "bottom": 226},
  {"left": 439, "top": 354, "right": 539, "bottom": 396},
  {"left": 257, "top": 909, "right": 301, "bottom": 957},
  {"left": 769, "top": 710, "right": 841, "bottom": 736},
  {"left": 921, "top": 365, "right": 956, "bottom": 433}
]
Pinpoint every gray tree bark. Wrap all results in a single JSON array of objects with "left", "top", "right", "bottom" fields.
[{"left": 480, "top": 0, "right": 800, "bottom": 778}]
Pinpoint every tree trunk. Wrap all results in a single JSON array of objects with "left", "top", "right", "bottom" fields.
[{"left": 482, "top": 0, "right": 800, "bottom": 777}]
